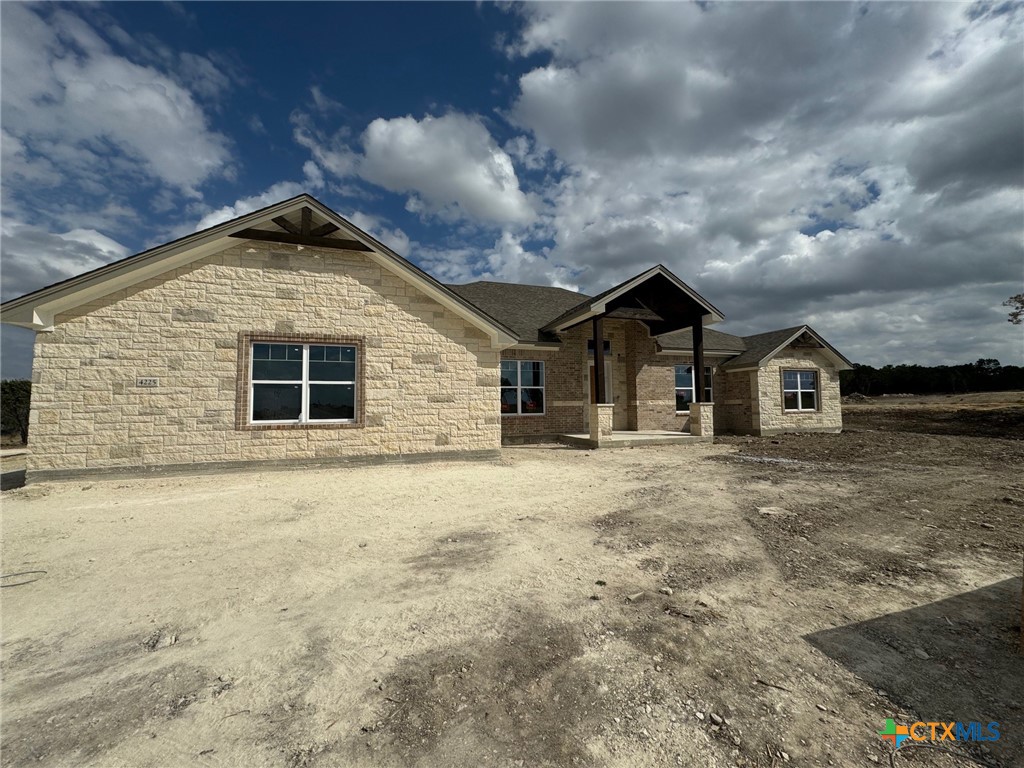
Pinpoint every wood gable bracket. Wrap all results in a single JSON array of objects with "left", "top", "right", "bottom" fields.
[{"left": 232, "top": 206, "right": 371, "bottom": 252}]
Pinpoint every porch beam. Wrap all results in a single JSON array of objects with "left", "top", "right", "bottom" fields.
[
  {"left": 592, "top": 315, "right": 605, "bottom": 404},
  {"left": 693, "top": 316, "right": 705, "bottom": 403}
]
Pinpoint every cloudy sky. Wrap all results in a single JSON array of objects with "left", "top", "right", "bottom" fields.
[{"left": 2, "top": 1, "right": 1022, "bottom": 378}]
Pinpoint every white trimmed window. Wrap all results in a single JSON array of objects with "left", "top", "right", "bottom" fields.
[
  {"left": 250, "top": 342, "right": 356, "bottom": 423},
  {"left": 674, "top": 365, "right": 713, "bottom": 413},
  {"left": 783, "top": 370, "right": 818, "bottom": 411},
  {"left": 500, "top": 360, "right": 545, "bottom": 416}
]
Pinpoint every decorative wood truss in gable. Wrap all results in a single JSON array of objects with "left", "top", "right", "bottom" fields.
[{"left": 230, "top": 206, "right": 373, "bottom": 252}]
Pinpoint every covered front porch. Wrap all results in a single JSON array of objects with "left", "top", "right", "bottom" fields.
[{"left": 542, "top": 265, "right": 721, "bottom": 448}]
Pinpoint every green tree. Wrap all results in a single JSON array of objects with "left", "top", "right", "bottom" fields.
[
  {"left": 0, "top": 380, "right": 31, "bottom": 445},
  {"left": 1005, "top": 294, "right": 1024, "bottom": 325}
]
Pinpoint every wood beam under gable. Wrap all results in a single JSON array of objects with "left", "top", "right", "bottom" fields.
[
  {"left": 310, "top": 222, "right": 340, "bottom": 237},
  {"left": 271, "top": 216, "right": 300, "bottom": 235},
  {"left": 230, "top": 228, "right": 374, "bottom": 252}
]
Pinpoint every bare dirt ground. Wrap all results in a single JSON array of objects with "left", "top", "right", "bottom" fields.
[{"left": 2, "top": 403, "right": 1022, "bottom": 768}]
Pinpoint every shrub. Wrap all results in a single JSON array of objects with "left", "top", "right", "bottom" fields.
[{"left": 1, "top": 380, "right": 31, "bottom": 444}]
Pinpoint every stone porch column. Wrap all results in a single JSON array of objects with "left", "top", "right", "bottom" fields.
[
  {"left": 589, "top": 403, "right": 615, "bottom": 446},
  {"left": 689, "top": 402, "right": 715, "bottom": 437}
]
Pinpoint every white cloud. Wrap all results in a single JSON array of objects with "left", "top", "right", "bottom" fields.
[
  {"left": 494, "top": 1, "right": 1024, "bottom": 365},
  {"left": 293, "top": 107, "right": 535, "bottom": 227},
  {"left": 358, "top": 113, "right": 535, "bottom": 225},
  {"left": 414, "top": 229, "right": 576, "bottom": 291},
  {"left": 345, "top": 211, "right": 410, "bottom": 255},
  {"left": 291, "top": 110, "right": 359, "bottom": 179},
  {"left": 0, "top": 219, "right": 130, "bottom": 303},
  {"left": 192, "top": 162, "right": 326, "bottom": 231},
  {"left": 0, "top": 4, "right": 231, "bottom": 198}
]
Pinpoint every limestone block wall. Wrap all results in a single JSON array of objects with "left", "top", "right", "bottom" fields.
[
  {"left": 28, "top": 241, "right": 502, "bottom": 474},
  {"left": 756, "top": 347, "right": 843, "bottom": 434}
]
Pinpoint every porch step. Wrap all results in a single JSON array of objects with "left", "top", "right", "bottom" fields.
[{"left": 558, "top": 431, "right": 712, "bottom": 449}]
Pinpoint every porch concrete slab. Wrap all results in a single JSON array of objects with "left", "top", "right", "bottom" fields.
[{"left": 558, "top": 430, "right": 712, "bottom": 449}]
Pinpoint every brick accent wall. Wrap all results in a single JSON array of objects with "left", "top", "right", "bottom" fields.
[
  {"left": 629, "top": 321, "right": 732, "bottom": 433},
  {"left": 756, "top": 347, "right": 843, "bottom": 434},
  {"left": 502, "top": 319, "right": 737, "bottom": 439},
  {"left": 715, "top": 370, "right": 758, "bottom": 434},
  {"left": 499, "top": 320, "right": 637, "bottom": 440},
  {"left": 27, "top": 241, "right": 502, "bottom": 473},
  {"left": 500, "top": 344, "right": 584, "bottom": 439}
]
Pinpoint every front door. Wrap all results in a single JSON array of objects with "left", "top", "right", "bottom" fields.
[{"left": 583, "top": 360, "right": 613, "bottom": 428}]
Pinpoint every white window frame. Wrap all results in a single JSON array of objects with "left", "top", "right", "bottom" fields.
[
  {"left": 500, "top": 360, "right": 546, "bottom": 417},
  {"left": 782, "top": 369, "right": 819, "bottom": 412},
  {"left": 249, "top": 342, "right": 357, "bottom": 425},
  {"left": 674, "top": 365, "right": 713, "bottom": 414}
]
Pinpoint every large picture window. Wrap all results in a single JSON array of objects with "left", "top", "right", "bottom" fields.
[
  {"left": 674, "top": 365, "right": 713, "bottom": 413},
  {"left": 250, "top": 342, "right": 357, "bottom": 423},
  {"left": 500, "top": 360, "right": 545, "bottom": 416},
  {"left": 783, "top": 370, "right": 818, "bottom": 412}
]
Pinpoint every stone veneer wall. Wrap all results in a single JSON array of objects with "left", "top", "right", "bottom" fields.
[
  {"left": 28, "top": 241, "right": 502, "bottom": 474},
  {"left": 755, "top": 347, "right": 842, "bottom": 434}
]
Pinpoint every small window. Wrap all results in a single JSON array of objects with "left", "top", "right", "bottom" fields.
[
  {"left": 783, "top": 369, "right": 818, "bottom": 412},
  {"left": 251, "top": 342, "right": 356, "bottom": 423},
  {"left": 501, "top": 360, "right": 545, "bottom": 416},
  {"left": 674, "top": 365, "right": 713, "bottom": 413}
]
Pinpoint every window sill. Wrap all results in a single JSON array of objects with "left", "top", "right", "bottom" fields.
[
  {"left": 501, "top": 412, "right": 547, "bottom": 417},
  {"left": 241, "top": 421, "right": 363, "bottom": 431},
  {"left": 783, "top": 409, "right": 819, "bottom": 414}
]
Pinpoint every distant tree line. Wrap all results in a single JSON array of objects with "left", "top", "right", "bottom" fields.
[
  {"left": 1, "top": 380, "right": 31, "bottom": 444},
  {"left": 840, "top": 359, "right": 1024, "bottom": 396}
]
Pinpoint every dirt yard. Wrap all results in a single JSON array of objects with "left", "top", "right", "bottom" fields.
[{"left": 2, "top": 403, "right": 1022, "bottom": 768}]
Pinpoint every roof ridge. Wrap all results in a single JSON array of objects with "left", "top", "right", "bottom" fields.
[
  {"left": 446, "top": 279, "right": 589, "bottom": 294},
  {"left": 740, "top": 324, "right": 807, "bottom": 341}
]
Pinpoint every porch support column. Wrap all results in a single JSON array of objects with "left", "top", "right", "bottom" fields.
[
  {"left": 692, "top": 316, "right": 705, "bottom": 402},
  {"left": 689, "top": 314, "right": 714, "bottom": 439},
  {"left": 589, "top": 314, "right": 614, "bottom": 445}
]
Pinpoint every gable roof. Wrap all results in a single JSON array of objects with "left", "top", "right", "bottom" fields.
[
  {"left": 446, "top": 281, "right": 590, "bottom": 342},
  {"left": 0, "top": 194, "right": 518, "bottom": 346},
  {"left": 719, "top": 325, "right": 853, "bottom": 371},
  {"left": 540, "top": 264, "right": 725, "bottom": 333}
]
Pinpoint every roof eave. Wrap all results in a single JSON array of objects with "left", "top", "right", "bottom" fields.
[
  {"left": 722, "top": 325, "right": 854, "bottom": 371},
  {"left": 655, "top": 348, "right": 743, "bottom": 357},
  {"left": 0, "top": 193, "right": 519, "bottom": 347}
]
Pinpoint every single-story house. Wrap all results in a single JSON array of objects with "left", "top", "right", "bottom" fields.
[{"left": 0, "top": 194, "right": 852, "bottom": 480}]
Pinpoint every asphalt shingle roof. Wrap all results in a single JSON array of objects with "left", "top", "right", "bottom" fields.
[
  {"left": 446, "top": 281, "right": 591, "bottom": 342},
  {"left": 717, "top": 326, "right": 807, "bottom": 370},
  {"left": 446, "top": 282, "right": 835, "bottom": 371}
]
